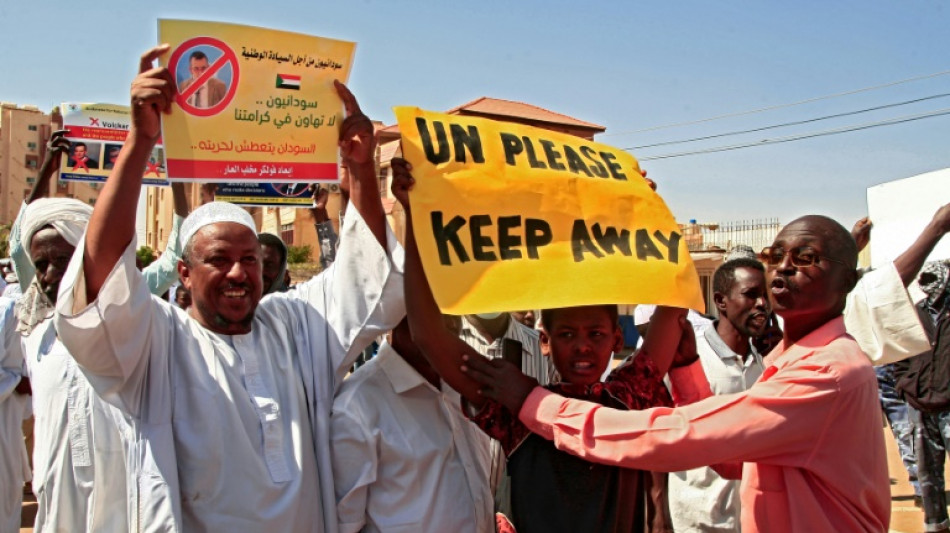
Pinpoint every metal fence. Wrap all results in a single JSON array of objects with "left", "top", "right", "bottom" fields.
[{"left": 681, "top": 218, "right": 781, "bottom": 253}]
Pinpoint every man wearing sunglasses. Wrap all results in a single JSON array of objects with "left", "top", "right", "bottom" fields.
[{"left": 463, "top": 214, "right": 890, "bottom": 532}]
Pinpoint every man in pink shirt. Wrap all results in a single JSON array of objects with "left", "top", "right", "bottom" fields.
[{"left": 464, "top": 215, "right": 891, "bottom": 533}]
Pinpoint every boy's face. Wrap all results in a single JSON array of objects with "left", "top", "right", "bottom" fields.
[{"left": 540, "top": 306, "right": 622, "bottom": 386}]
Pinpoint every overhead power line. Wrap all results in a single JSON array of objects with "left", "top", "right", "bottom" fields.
[
  {"left": 626, "top": 92, "right": 950, "bottom": 150},
  {"left": 635, "top": 107, "right": 950, "bottom": 161},
  {"left": 603, "top": 68, "right": 950, "bottom": 136}
]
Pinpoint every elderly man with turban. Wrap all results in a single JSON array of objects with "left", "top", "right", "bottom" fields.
[
  {"left": 53, "top": 46, "right": 404, "bottom": 532},
  {"left": 10, "top": 199, "right": 129, "bottom": 532},
  {"left": 6, "top": 195, "right": 184, "bottom": 532}
]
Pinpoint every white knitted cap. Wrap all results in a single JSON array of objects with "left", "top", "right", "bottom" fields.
[{"left": 180, "top": 201, "right": 257, "bottom": 249}]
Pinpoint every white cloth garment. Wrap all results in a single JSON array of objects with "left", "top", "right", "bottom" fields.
[
  {"left": 12, "top": 197, "right": 131, "bottom": 532},
  {"left": 2, "top": 284, "right": 22, "bottom": 300},
  {"left": 18, "top": 198, "right": 93, "bottom": 260},
  {"left": 54, "top": 207, "right": 404, "bottom": 532},
  {"left": 10, "top": 198, "right": 185, "bottom": 532},
  {"left": 668, "top": 323, "right": 765, "bottom": 533},
  {"left": 331, "top": 342, "right": 492, "bottom": 533},
  {"left": 0, "top": 297, "right": 27, "bottom": 533},
  {"left": 23, "top": 320, "right": 127, "bottom": 533},
  {"left": 844, "top": 261, "right": 931, "bottom": 365}
]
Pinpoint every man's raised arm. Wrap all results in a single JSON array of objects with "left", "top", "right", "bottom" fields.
[
  {"left": 393, "top": 159, "right": 526, "bottom": 407},
  {"left": 334, "top": 81, "right": 385, "bottom": 248},
  {"left": 893, "top": 203, "right": 950, "bottom": 286},
  {"left": 9, "top": 130, "right": 72, "bottom": 291},
  {"left": 84, "top": 45, "right": 173, "bottom": 302}
]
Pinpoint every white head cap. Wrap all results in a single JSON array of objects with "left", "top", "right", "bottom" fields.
[{"left": 180, "top": 201, "right": 257, "bottom": 250}]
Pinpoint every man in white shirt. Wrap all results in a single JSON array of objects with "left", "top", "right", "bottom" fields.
[
  {"left": 669, "top": 258, "right": 769, "bottom": 532},
  {"left": 53, "top": 45, "right": 403, "bottom": 532},
  {"left": 332, "top": 318, "right": 492, "bottom": 533}
]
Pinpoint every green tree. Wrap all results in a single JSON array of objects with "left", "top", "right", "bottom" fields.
[
  {"left": 136, "top": 246, "right": 156, "bottom": 268},
  {"left": 286, "top": 244, "right": 312, "bottom": 264},
  {"left": 0, "top": 224, "right": 10, "bottom": 258}
]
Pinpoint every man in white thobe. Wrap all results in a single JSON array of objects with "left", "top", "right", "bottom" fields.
[
  {"left": 0, "top": 297, "right": 28, "bottom": 533},
  {"left": 54, "top": 46, "right": 403, "bottom": 532},
  {"left": 7, "top": 184, "right": 187, "bottom": 532},
  {"left": 12, "top": 198, "right": 132, "bottom": 533}
]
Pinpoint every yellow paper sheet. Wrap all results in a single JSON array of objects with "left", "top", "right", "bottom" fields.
[{"left": 395, "top": 106, "right": 704, "bottom": 314}]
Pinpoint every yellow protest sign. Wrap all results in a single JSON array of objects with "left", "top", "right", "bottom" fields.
[
  {"left": 158, "top": 20, "right": 355, "bottom": 182},
  {"left": 395, "top": 107, "right": 704, "bottom": 315}
]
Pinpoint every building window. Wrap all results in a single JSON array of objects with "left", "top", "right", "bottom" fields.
[
  {"left": 26, "top": 142, "right": 37, "bottom": 151},
  {"left": 88, "top": 198, "right": 96, "bottom": 206},
  {"left": 378, "top": 166, "right": 389, "bottom": 197},
  {"left": 28, "top": 125, "right": 37, "bottom": 131},
  {"left": 280, "top": 223, "right": 294, "bottom": 244},
  {"left": 25, "top": 177, "right": 35, "bottom": 184},
  {"left": 25, "top": 155, "right": 39, "bottom": 169}
]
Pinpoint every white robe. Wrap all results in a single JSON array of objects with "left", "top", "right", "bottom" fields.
[
  {"left": 23, "top": 319, "right": 128, "bottom": 532},
  {"left": 0, "top": 297, "right": 27, "bottom": 533},
  {"left": 55, "top": 208, "right": 404, "bottom": 532},
  {"left": 845, "top": 261, "right": 931, "bottom": 365}
]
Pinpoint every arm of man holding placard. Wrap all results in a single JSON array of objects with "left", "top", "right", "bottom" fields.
[{"left": 394, "top": 157, "right": 501, "bottom": 408}]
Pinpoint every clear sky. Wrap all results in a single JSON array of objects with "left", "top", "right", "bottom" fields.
[{"left": 2, "top": 0, "right": 948, "bottom": 227}]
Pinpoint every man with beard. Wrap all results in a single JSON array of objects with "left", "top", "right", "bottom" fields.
[
  {"left": 53, "top": 45, "right": 403, "bottom": 531},
  {"left": 464, "top": 215, "right": 890, "bottom": 532},
  {"left": 668, "top": 257, "right": 769, "bottom": 532}
]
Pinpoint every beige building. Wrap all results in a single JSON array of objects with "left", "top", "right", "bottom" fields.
[{"left": 0, "top": 102, "right": 102, "bottom": 227}]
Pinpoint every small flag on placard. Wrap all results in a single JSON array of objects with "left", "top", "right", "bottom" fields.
[{"left": 276, "top": 74, "right": 301, "bottom": 90}]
